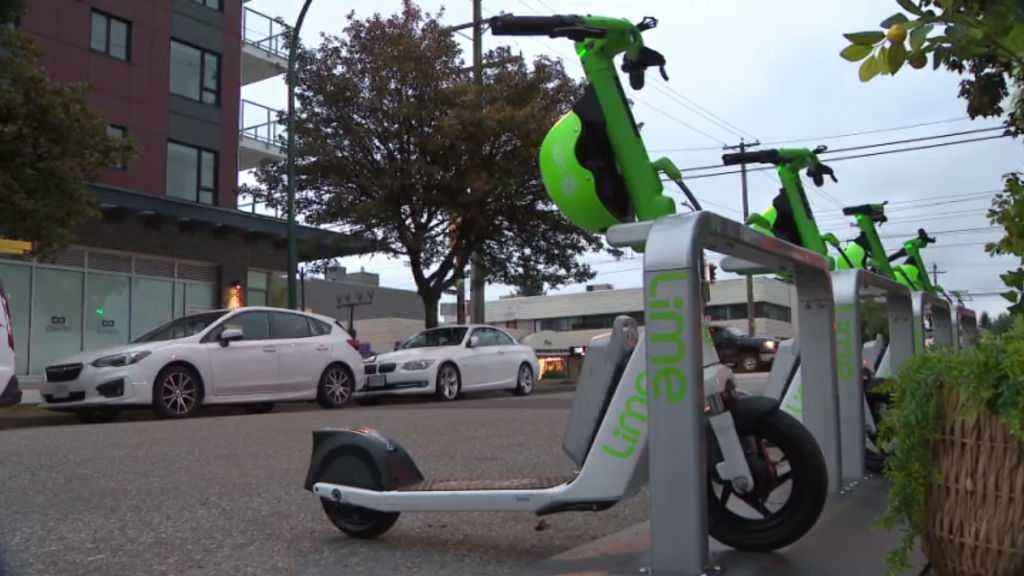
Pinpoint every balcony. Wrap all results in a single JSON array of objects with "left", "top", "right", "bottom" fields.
[
  {"left": 239, "top": 99, "right": 286, "bottom": 171},
  {"left": 242, "top": 6, "right": 288, "bottom": 86}
]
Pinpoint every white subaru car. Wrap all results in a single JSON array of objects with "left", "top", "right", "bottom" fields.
[
  {"left": 37, "top": 307, "right": 364, "bottom": 423},
  {"left": 356, "top": 324, "right": 540, "bottom": 404},
  {"left": 0, "top": 278, "right": 21, "bottom": 407}
]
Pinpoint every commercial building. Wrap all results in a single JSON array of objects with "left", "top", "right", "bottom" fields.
[
  {"left": 454, "top": 278, "right": 798, "bottom": 377},
  {"left": 3, "top": 0, "right": 371, "bottom": 378}
]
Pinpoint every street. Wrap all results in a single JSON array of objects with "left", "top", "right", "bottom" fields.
[
  {"left": 0, "top": 391, "right": 645, "bottom": 576},
  {"left": 0, "top": 373, "right": 772, "bottom": 576}
]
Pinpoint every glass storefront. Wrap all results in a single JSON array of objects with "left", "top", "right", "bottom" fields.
[{"left": 0, "top": 251, "right": 216, "bottom": 376}]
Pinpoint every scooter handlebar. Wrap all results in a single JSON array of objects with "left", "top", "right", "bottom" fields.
[
  {"left": 721, "top": 149, "right": 781, "bottom": 166},
  {"left": 488, "top": 14, "right": 585, "bottom": 36}
]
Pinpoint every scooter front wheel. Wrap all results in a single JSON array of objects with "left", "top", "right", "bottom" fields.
[
  {"left": 321, "top": 499, "right": 400, "bottom": 539},
  {"left": 707, "top": 409, "right": 828, "bottom": 552}
]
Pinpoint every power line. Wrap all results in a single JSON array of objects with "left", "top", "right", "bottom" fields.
[
  {"left": 675, "top": 128, "right": 1007, "bottom": 174},
  {"left": 674, "top": 134, "right": 1010, "bottom": 181},
  {"left": 648, "top": 116, "right": 975, "bottom": 153}
]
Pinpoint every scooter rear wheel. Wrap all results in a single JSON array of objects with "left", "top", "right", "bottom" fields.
[
  {"left": 707, "top": 409, "right": 828, "bottom": 552},
  {"left": 319, "top": 451, "right": 401, "bottom": 539}
]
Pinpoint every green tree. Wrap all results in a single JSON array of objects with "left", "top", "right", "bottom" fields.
[
  {"left": 862, "top": 298, "right": 891, "bottom": 342},
  {"left": 0, "top": 0, "right": 137, "bottom": 255},
  {"left": 837, "top": 0, "right": 1024, "bottom": 313},
  {"left": 244, "top": 1, "right": 616, "bottom": 327},
  {"left": 990, "top": 311, "right": 1016, "bottom": 334},
  {"left": 979, "top": 310, "right": 992, "bottom": 329}
]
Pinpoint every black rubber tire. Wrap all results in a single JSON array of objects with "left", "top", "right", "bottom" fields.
[
  {"left": 737, "top": 354, "right": 760, "bottom": 373},
  {"left": 512, "top": 363, "right": 535, "bottom": 397},
  {"left": 316, "top": 364, "right": 355, "bottom": 409},
  {"left": 865, "top": 449, "right": 887, "bottom": 473},
  {"left": 244, "top": 403, "right": 276, "bottom": 415},
  {"left": 355, "top": 397, "right": 382, "bottom": 407},
  {"left": 74, "top": 409, "right": 120, "bottom": 424},
  {"left": 152, "top": 364, "right": 204, "bottom": 420},
  {"left": 319, "top": 451, "right": 401, "bottom": 539},
  {"left": 434, "top": 362, "right": 461, "bottom": 402},
  {"left": 707, "top": 409, "right": 828, "bottom": 552}
]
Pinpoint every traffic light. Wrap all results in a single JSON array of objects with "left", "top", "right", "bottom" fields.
[{"left": 707, "top": 263, "right": 717, "bottom": 283}]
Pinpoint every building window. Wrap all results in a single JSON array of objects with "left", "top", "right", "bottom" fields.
[
  {"left": 707, "top": 304, "right": 748, "bottom": 321},
  {"left": 191, "top": 0, "right": 222, "bottom": 10},
  {"left": 90, "top": 11, "right": 131, "bottom": 61},
  {"left": 106, "top": 125, "right": 127, "bottom": 169},
  {"left": 166, "top": 142, "right": 217, "bottom": 205},
  {"left": 755, "top": 302, "right": 792, "bottom": 323},
  {"left": 170, "top": 40, "right": 220, "bottom": 105},
  {"left": 247, "top": 270, "right": 269, "bottom": 306}
]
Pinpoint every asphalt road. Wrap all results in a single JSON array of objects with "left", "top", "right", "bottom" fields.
[
  {"left": 0, "top": 372, "right": 773, "bottom": 576},
  {"left": 0, "top": 391, "right": 650, "bottom": 576}
]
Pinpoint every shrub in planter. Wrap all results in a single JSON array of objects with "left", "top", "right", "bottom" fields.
[
  {"left": 876, "top": 317, "right": 1024, "bottom": 576},
  {"left": 541, "top": 369, "right": 566, "bottom": 380}
]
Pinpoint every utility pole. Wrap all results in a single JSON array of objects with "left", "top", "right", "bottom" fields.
[
  {"left": 722, "top": 138, "right": 761, "bottom": 336},
  {"left": 932, "top": 263, "right": 947, "bottom": 286},
  {"left": 468, "top": 0, "right": 487, "bottom": 326}
]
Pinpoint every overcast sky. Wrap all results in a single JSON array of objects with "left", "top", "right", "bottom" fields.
[{"left": 241, "top": 0, "right": 1020, "bottom": 317}]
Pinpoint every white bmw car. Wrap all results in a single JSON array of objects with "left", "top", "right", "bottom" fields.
[
  {"left": 37, "top": 307, "right": 364, "bottom": 423},
  {"left": 356, "top": 324, "right": 540, "bottom": 403}
]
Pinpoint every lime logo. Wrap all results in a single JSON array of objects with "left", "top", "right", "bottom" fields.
[
  {"left": 649, "top": 270, "right": 689, "bottom": 403},
  {"left": 835, "top": 306, "right": 855, "bottom": 381},
  {"left": 601, "top": 270, "right": 690, "bottom": 460},
  {"left": 602, "top": 370, "right": 649, "bottom": 459},
  {"left": 785, "top": 384, "right": 804, "bottom": 414},
  {"left": 551, "top": 143, "right": 579, "bottom": 195}
]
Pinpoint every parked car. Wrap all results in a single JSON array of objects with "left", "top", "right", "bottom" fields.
[
  {"left": 0, "top": 278, "right": 21, "bottom": 407},
  {"left": 707, "top": 324, "right": 778, "bottom": 373},
  {"left": 356, "top": 324, "right": 540, "bottom": 403},
  {"left": 36, "top": 307, "right": 364, "bottom": 423}
]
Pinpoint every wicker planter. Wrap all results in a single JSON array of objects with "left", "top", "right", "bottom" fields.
[{"left": 923, "top": 388, "right": 1024, "bottom": 576}]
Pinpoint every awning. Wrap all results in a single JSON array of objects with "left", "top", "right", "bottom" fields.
[{"left": 90, "top": 184, "right": 377, "bottom": 261}]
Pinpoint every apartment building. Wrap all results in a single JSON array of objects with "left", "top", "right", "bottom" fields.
[{"left": 2, "top": 0, "right": 371, "bottom": 376}]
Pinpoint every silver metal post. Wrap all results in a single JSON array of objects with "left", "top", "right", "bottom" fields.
[
  {"left": 792, "top": 266, "right": 842, "bottom": 494},
  {"left": 642, "top": 219, "right": 707, "bottom": 576}
]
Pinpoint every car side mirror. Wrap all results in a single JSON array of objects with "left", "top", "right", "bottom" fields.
[
  {"left": 219, "top": 328, "right": 244, "bottom": 347},
  {"left": 467, "top": 335, "right": 479, "bottom": 348}
]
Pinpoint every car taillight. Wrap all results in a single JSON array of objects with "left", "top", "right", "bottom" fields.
[
  {"left": 347, "top": 339, "right": 359, "bottom": 350},
  {"left": 2, "top": 292, "right": 13, "bottom": 351}
]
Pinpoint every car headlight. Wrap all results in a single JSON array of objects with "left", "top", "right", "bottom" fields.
[
  {"left": 763, "top": 341, "right": 776, "bottom": 350},
  {"left": 402, "top": 360, "right": 435, "bottom": 371},
  {"left": 91, "top": 351, "right": 151, "bottom": 368}
]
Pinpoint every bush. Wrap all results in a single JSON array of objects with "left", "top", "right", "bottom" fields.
[
  {"left": 541, "top": 369, "right": 566, "bottom": 380},
  {"left": 876, "top": 315, "right": 1024, "bottom": 575}
]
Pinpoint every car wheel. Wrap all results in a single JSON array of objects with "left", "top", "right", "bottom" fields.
[
  {"left": 244, "top": 403, "right": 276, "bottom": 415},
  {"left": 317, "top": 364, "right": 354, "bottom": 409},
  {"left": 152, "top": 364, "right": 203, "bottom": 420},
  {"left": 739, "top": 354, "right": 760, "bottom": 373},
  {"left": 434, "top": 363, "right": 461, "bottom": 402},
  {"left": 74, "top": 409, "right": 120, "bottom": 424},
  {"left": 512, "top": 363, "right": 534, "bottom": 397}
]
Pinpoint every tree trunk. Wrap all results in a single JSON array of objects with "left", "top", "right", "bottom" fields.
[{"left": 420, "top": 289, "right": 441, "bottom": 328}]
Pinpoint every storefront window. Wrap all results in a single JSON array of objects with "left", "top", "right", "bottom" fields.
[
  {"left": 132, "top": 278, "right": 174, "bottom": 340},
  {"left": 31, "top": 268, "right": 84, "bottom": 373},
  {"left": 247, "top": 270, "right": 268, "bottom": 307},
  {"left": 85, "top": 273, "right": 130, "bottom": 352},
  {"left": 184, "top": 282, "right": 214, "bottom": 312},
  {"left": 0, "top": 263, "right": 32, "bottom": 375}
]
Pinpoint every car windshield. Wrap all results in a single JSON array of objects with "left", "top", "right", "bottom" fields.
[
  {"left": 398, "top": 327, "right": 468, "bottom": 349},
  {"left": 724, "top": 326, "right": 746, "bottom": 337},
  {"left": 131, "top": 311, "right": 230, "bottom": 343}
]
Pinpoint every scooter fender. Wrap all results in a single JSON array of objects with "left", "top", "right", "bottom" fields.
[
  {"left": 726, "top": 394, "right": 781, "bottom": 436},
  {"left": 303, "top": 427, "right": 425, "bottom": 493}
]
